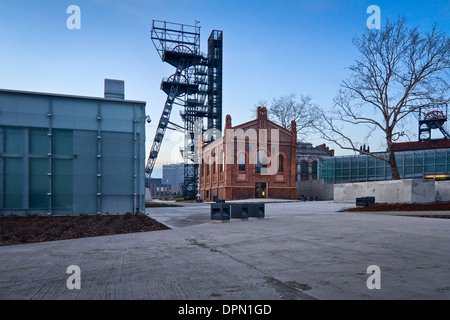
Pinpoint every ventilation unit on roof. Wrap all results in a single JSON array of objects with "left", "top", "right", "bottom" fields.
[{"left": 104, "top": 79, "right": 125, "bottom": 100}]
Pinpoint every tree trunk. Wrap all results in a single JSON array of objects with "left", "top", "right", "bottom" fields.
[
  {"left": 387, "top": 144, "right": 401, "bottom": 180},
  {"left": 386, "top": 130, "right": 401, "bottom": 180}
]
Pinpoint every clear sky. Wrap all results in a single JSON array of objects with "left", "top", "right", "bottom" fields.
[{"left": 0, "top": 0, "right": 449, "bottom": 177}]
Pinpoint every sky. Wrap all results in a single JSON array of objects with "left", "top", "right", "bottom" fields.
[{"left": 0, "top": 0, "right": 449, "bottom": 177}]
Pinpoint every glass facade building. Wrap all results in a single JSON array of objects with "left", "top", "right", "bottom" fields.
[
  {"left": 320, "top": 148, "right": 450, "bottom": 184},
  {"left": 0, "top": 88, "right": 146, "bottom": 215}
]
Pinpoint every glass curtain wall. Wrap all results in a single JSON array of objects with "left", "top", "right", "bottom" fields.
[{"left": 320, "top": 149, "right": 450, "bottom": 184}]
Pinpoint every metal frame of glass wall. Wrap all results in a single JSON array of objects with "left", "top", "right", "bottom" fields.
[{"left": 320, "top": 148, "right": 450, "bottom": 184}]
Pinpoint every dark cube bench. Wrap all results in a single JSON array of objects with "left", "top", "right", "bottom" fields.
[
  {"left": 356, "top": 196, "right": 375, "bottom": 207},
  {"left": 211, "top": 201, "right": 265, "bottom": 222}
]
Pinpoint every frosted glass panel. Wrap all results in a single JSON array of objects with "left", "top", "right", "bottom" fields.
[
  {"left": 53, "top": 130, "right": 73, "bottom": 156},
  {"left": 52, "top": 159, "right": 73, "bottom": 209},
  {"left": 4, "top": 158, "right": 23, "bottom": 208},
  {"left": 29, "top": 128, "right": 48, "bottom": 155},
  {"left": 5, "top": 128, "right": 23, "bottom": 154},
  {"left": 29, "top": 158, "right": 49, "bottom": 208}
]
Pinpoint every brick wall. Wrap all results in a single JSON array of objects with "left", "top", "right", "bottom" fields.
[{"left": 199, "top": 107, "right": 297, "bottom": 201}]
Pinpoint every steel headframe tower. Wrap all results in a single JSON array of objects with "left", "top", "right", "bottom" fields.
[
  {"left": 146, "top": 20, "right": 223, "bottom": 200},
  {"left": 207, "top": 30, "right": 223, "bottom": 135},
  {"left": 418, "top": 104, "right": 450, "bottom": 142}
]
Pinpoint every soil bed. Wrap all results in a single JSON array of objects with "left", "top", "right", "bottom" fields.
[
  {"left": 0, "top": 213, "right": 170, "bottom": 247},
  {"left": 343, "top": 201, "right": 450, "bottom": 212},
  {"left": 342, "top": 201, "right": 450, "bottom": 219}
]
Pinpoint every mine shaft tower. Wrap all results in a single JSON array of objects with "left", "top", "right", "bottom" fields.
[
  {"left": 418, "top": 104, "right": 450, "bottom": 142},
  {"left": 146, "top": 20, "right": 223, "bottom": 200}
]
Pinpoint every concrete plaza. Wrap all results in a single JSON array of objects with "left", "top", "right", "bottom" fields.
[{"left": 0, "top": 200, "right": 449, "bottom": 300}]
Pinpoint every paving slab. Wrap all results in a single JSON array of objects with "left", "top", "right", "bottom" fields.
[{"left": 0, "top": 201, "right": 449, "bottom": 300}]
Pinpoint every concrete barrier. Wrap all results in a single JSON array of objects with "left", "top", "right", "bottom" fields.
[
  {"left": 435, "top": 180, "right": 450, "bottom": 201},
  {"left": 230, "top": 203, "right": 249, "bottom": 220},
  {"left": 248, "top": 203, "right": 265, "bottom": 218},
  {"left": 212, "top": 203, "right": 265, "bottom": 222},
  {"left": 356, "top": 196, "right": 375, "bottom": 207},
  {"left": 334, "top": 179, "right": 435, "bottom": 203},
  {"left": 210, "top": 203, "right": 231, "bottom": 222},
  {"left": 296, "top": 179, "right": 333, "bottom": 201}
]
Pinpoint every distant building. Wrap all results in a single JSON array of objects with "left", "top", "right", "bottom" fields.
[
  {"left": 199, "top": 107, "right": 297, "bottom": 201},
  {"left": 296, "top": 142, "right": 334, "bottom": 181},
  {"left": 296, "top": 142, "right": 335, "bottom": 200},
  {"left": 147, "top": 178, "right": 173, "bottom": 199},
  {"left": 162, "top": 163, "right": 184, "bottom": 185},
  {"left": 391, "top": 139, "right": 450, "bottom": 152},
  {"left": 162, "top": 163, "right": 184, "bottom": 195}
]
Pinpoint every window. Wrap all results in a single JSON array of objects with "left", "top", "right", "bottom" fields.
[
  {"left": 312, "top": 161, "right": 318, "bottom": 180},
  {"left": 212, "top": 152, "right": 216, "bottom": 174},
  {"left": 256, "top": 150, "right": 268, "bottom": 174},
  {"left": 220, "top": 150, "right": 224, "bottom": 172},
  {"left": 238, "top": 153, "right": 246, "bottom": 172},
  {"left": 207, "top": 157, "right": 210, "bottom": 176},
  {"left": 278, "top": 154, "right": 284, "bottom": 173},
  {"left": 300, "top": 161, "right": 308, "bottom": 180}
]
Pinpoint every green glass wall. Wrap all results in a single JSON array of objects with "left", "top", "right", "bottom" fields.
[
  {"left": 320, "top": 149, "right": 450, "bottom": 184},
  {"left": 0, "top": 89, "right": 146, "bottom": 215},
  {"left": 0, "top": 127, "right": 73, "bottom": 210}
]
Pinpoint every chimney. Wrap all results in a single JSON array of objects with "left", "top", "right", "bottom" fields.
[{"left": 104, "top": 79, "right": 125, "bottom": 100}]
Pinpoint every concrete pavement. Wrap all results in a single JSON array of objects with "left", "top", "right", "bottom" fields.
[{"left": 0, "top": 200, "right": 449, "bottom": 300}]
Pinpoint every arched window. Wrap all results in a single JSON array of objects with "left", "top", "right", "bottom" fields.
[
  {"left": 300, "top": 161, "right": 308, "bottom": 180},
  {"left": 220, "top": 150, "right": 224, "bottom": 172},
  {"left": 238, "top": 153, "right": 246, "bottom": 172},
  {"left": 212, "top": 151, "right": 216, "bottom": 174},
  {"left": 312, "top": 161, "right": 318, "bottom": 180},
  {"left": 201, "top": 158, "right": 204, "bottom": 177},
  {"left": 256, "top": 150, "right": 268, "bottom": 174},
  {"left": 278, "top": 154, "right": 284, "bottom": 173}
]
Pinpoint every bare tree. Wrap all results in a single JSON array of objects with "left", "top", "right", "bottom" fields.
[
  {"left": 253, "top": 93, "right": 322, "bottom": 141},
  {"left": 317, "top": 17, "right": 450, "bottom": 179}
]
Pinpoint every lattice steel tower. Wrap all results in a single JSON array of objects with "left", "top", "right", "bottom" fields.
[
  {"left": 418, "top": 104, "right": 450, "bottom": 142},
  {"left": 146, "top": 20, "right": 223, "bottom": 200}
]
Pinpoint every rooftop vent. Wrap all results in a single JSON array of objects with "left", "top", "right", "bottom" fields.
[{"left": 104, "top": 79, "right": 125, "bottom": 100}]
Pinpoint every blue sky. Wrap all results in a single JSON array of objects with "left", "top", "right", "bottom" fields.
[{"left": 0, "top": 0, "right": 449, "bottom": 177}]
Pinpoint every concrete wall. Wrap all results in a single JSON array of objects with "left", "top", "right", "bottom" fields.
[
  {"left": 296, "top": 179, "right": 333, "bottom": 200},
  {"left": 333, "top": 179, "right": 436, "bottom": 203},
  {"left": 435, "top": 181, "right": 450, "bottom": 202}
]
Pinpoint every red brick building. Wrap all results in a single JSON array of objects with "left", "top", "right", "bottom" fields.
[
  {"left": 199, "top": 107, "right": 297, "bottom": 201},
  {"left": 392, "top": 139, "right": 450, "bottom": 152}
]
